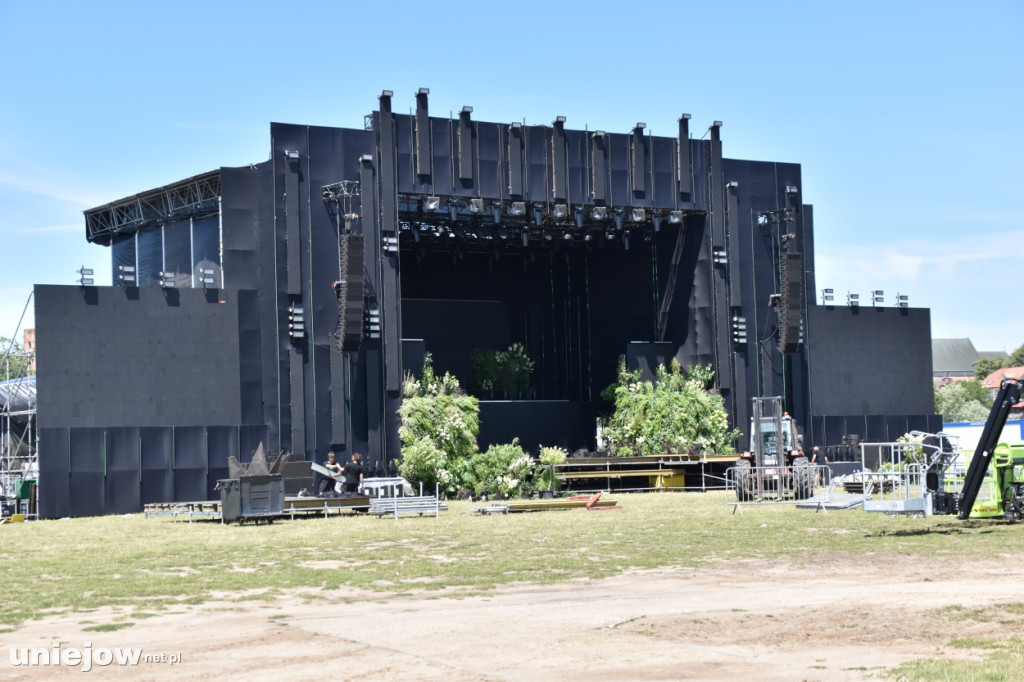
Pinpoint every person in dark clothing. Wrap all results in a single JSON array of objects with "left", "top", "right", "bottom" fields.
[
  {"left": 318, "top": 451, "right": 342, "bottom": 496},
  {"left": 341, "top": 452, "right": 364, "bottom": 494}
]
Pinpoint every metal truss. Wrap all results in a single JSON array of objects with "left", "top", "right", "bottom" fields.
[{"left": 85, "top": 170, "right": 221, "bottom": 244}]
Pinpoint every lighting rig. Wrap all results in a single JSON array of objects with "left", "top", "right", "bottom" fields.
[{"left": 395, "top": 194, "right": 689, "bottom": 255}]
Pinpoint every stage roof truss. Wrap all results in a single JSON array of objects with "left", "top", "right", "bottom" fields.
[{"left": 84, "top": 170, "right": 221, "bottom": 244}]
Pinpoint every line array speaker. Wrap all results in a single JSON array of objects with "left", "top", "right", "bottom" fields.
[
  {"left": 335, "top": 234, "right": 365, "bottom": 353},
  {"left": 777, "top": 252, "right": 803, "bottom": 354}
]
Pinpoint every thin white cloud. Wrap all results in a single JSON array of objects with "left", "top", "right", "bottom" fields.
[
  {"left": 16, "top": 223, "right": 81, "bottom": 234},
  {"left": 0, "top": 170, "right": 107, "bottom": 208}
]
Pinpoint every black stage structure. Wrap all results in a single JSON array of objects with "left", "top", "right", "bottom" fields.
[{"left": 33, "top": 90, "right": 939, "bottom": 517}]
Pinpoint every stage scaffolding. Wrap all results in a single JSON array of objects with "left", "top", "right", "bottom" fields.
[{"left": 1, "top": 349, "right": 36, "bottom": 518}]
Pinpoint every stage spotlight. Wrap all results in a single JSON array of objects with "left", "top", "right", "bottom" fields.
[
  {"left": 449, "top": 205, "right": 459, "bottom": 221},
  {"left": 584, "top": 233, "right": 593, "bottom": 242},
  {"left": 630, "top": 208, "right": 646, "bottom": 222},
  {"left": 491, "top": 202, "right": 502, "bottom": 223},
  {"left": 77, "top": 266, "right": 94, "bottom": 286},
  {"left": 510, "top": 201, "right": 526, "bottom": 217},
  {"left": 668, "top": 210, "right": 683, "bottom": 224},
  {"left": 553, "top": 204, "right": 568, "bottom": 220},
  {"left": 562, "top": 232, "right": 572, "bottom": 240},
  {"left": 652, "top": 211, "right": 662, "bottom": 232},
  {"left": 544, "top": 233, "right": 554, "bottom": 241},
  {"left": 198, "top": 267, "right": 216, "bottom": 288},
  {"left": 521, "top": 230, "right": 529, "bottom": 248},
  {"left": 574, "top": 207, "right": 584, "bottom": 229},
  {"left": 592, "top": 206, "right": 608, "bottom": 221},
  {"left": 606, "top": 231, "right": 615, "bottom": 240},
  {"left": 424, "top": 196, "right": 441, "bottom": 211},
  {"left": 533, "top": 205, "right": 544, "bottom": 226},
  {"left": 613, "top": 208, "right": 624, "bottom": 231}
]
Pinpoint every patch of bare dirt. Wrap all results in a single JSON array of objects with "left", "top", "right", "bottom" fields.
[{"left": 3, "top": 554, "right": 1024, "bottom": 681}]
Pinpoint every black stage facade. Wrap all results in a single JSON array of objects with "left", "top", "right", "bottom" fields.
[{"left": 33, "top": 90, "right": 938, "bottom": 516}]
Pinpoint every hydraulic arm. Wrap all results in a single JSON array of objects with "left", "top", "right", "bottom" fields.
[{"left": 957, "top": 378, "right": 1023, "bottom": 520}]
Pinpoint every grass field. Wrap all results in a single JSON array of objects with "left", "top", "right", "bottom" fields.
[{"left": 2, "top": 491, "right": 1023, "bottom": 678}]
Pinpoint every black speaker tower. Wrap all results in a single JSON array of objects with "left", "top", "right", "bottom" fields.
[
  {"left": 335, "top": 234, "right": 365, "bottom": 353},
  {"left": 777, "top": 251, "right": 803, "bottom": 354}
]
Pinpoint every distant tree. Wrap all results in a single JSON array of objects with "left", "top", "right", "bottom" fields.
[
  {"left": 1007, "top": 343, "right": 1024, "bottom": 368},
  {"left": 0, "top": 337, "right": 34, "bottom": 379},
  {"left": 958, "top": 379, "right": 993, "bottom": 408},
  {"left": 934, "top": 382, "right": 990, "bottom": 422},
  {"left": 973, "top": 356, "right": 1004, "bottom": 381}
]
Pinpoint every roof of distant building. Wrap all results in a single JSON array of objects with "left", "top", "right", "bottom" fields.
[
  {"left": 980, "top": 366, "right": 1024, "bottom": 390},
  {"left": 932, "top": 338, "right": 980, "bottom": 376}
]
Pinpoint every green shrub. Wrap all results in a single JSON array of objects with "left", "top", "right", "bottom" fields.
[
  {"left": 397, "top": 355, "right": 479, "bottom": 497},
  {"left": 602, "top": 358, "right": 740, "bottom": 456},
  {"left": 466, "top": 439, "right": 533, "bottom": 499}
]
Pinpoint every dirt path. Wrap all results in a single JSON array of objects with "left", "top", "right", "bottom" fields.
[{"left": 4, "top": 555, "right": 1023, "bottom": 681}]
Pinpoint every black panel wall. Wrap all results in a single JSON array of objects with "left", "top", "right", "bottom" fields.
[
  {"left": 806, "top": 306, "right": 934, "bottom": 415},
  {"left": 35, "top": 284, "right": 244, "bottom": 429},
  {"left": 106, "top": 427, "right": 141, "bottom": 514}
]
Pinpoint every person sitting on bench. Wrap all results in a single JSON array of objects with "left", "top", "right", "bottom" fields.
[{"left": 318, "top": 451, "right": 343, "bottom": 496}]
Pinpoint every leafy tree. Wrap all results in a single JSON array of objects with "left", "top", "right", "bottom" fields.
[
  {"left": 0, "top": 337, "right": 34, "bottom": 379},
  {"left": 1007, "top": 342, "right": 1024, "bottom": 368},
  {"left": 957, "top": 379, "right": 993, "bottom": 408},
  {"left": 973, "top": 356, "right": 1003, "bottom": 381},
  {"left": 934, "top": 381, "right": 990, "bottom": 422},
  {"left": 397, "top": 354, "right": 479, "bottom": 497},
  {"left": 602, "top": 358, "right": 740, "bottom": 456}
]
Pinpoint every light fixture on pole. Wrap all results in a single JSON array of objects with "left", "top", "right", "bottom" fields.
[
  {"left": 871, "top": 290, "right": 884, "bottom": 306},
  {"left": 895, "top": 293, "right": 909, "bottom": 308},
  {"left": 77, "top": 266, "right": 94, "bottom": 286},
  {"left": 847, "top": 292, "right": 860, "bottom": 308},
  {"left": 820, "top": 288, "right": 834, "bottom": 304}
]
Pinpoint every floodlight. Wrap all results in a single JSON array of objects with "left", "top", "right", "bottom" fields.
[
  {"left": 509, "top": 201, "right": 526, "bottom": 217},
  {"left": 896, "top": 293, "right": 909, "bottom": 308},
  {"left": 461, "top": 106, "right": 473, "bottom": 114},
  {"left": 668, "top": 211, "right": 684, "bottom": 224},
  {"left": 285, "top": 149, "right": 299, "bottom": 160},
  {"left": 424, "top": 196, "right": 441, "bottom": 211},
  {"left": 821, "top": 288, "right": 834, "bottom": 304},
  {"left": 591, "top": 206, "right": 608, "bottom": 220},
  {"left": 552, "top": 204, "right": 568, "bottom": 220},
  {"left": 630, "top": 208, "right": 646, "bottom": 222}
]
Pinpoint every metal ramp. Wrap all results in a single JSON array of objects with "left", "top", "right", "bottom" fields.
[{"left": 795, "top": 480, "right": 871, "bottom": 511}]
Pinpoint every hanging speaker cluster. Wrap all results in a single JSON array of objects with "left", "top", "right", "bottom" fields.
[
  {"left": 334, "top": 234, "right": 365, "bottom": 353},
  {"left": 777, "top": 252, "right": 803, "bottom": 354}
]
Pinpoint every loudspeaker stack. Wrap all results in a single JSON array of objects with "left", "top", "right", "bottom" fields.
[
  {"left": 337, "top": 234, "right": 364, "bottom": 353},
  {"left": 777, "top": 252, "right": 803, "bottom": 354}
]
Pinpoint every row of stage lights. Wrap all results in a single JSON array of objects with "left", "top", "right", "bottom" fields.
[
  {"left": 413, "top": 196, "right": 687, "bottom": 232},
  {"left": 821, "top": 289, "right": 909, "bottom": 308}
]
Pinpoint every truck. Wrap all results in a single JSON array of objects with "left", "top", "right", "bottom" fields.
[{"left": 732, "top": 396, "right": 814, "bottom": 501}]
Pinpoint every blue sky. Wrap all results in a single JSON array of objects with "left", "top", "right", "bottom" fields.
[{"left": 1, "top": 0, "right": 1021, "bottom": 354}]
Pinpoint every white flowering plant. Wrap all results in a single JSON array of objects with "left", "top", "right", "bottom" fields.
[
  {"left": 465, "top": 438, "right": 535, "bottom": 498},
  {"left": 397, "top": 354, "right": 479, "bottom": 497},
  {"left": 602, "top": 357, "right": 740, "bottom": 456}
]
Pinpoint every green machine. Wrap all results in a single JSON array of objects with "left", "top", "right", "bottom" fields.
[
  {"left": 957, "top": 378, "right": 1024, "bottom": 521},
  {"left": 957, "top": 442, "right": 1024, "bottom": 521}
]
